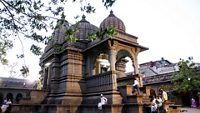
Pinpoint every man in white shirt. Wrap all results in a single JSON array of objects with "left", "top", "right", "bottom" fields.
[
  {"left": 159, "top": 88, "right": 168, "bottom": 113},
  {"left": 98, "top": 94, "right": 108, "bottom": 110},
  {"left": 156, "top": 95, "right": 163, "bottom": 112},
  {"left": 1, "top": 99, "right": 12, "bottom": 113},
  {"left": 132, "top": 78, "right": 141, "bottom": 95}
]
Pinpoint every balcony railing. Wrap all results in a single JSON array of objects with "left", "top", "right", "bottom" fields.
[{"left": 85, "top": 71, "right": 114, "bottom": 93}]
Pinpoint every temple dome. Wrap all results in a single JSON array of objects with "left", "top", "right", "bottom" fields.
[
  {"left": 44, "top": 19, "right": 69, "bottom": 52},
  {"left": 71, "top": 15, "right": 99, "bottom": 41},
  {"left": 100, "top": 11, "right": 126, "bottom": 32},
  {"left": 53, "top": 19, "right": 70, "bottom": 44}
]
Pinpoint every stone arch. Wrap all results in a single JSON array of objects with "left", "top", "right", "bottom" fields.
[
  {"left": 0, "top": 92, "right": 3, "bottom": 104},
  {"left": 116, "top": 49, "right": 133, "bottom": 60},
  {"left": 6, "top": 93, "right": 13, "bottom": 102},
  {"left": 116, "top": 49, "right": 136, "bottom": 75},
  {"left": 15, "top": 93, "right": 23, "bottom": 103}
]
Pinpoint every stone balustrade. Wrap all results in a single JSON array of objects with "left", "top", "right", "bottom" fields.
[{"left": 85, "top": 71, "right": 114, "bottom": 93}]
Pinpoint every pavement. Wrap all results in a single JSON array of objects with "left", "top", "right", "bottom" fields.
[{"left": 180, "top": 107, "right": 200, "bottom": 113}]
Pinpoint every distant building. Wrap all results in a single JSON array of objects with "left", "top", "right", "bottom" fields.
[
  {"left": 0, "top": 77, "right": 37, "bottom": 104},
  {"left": 139, "top": 58, "right": 200, "bottom": 77},
  {"left": 139, "top": 58, "right": 179, "bottom": 77},
  {"left": 140, "top": 58, "right": 200, "bottom": 107},
  {"left": 0, "top": 77, "right": 37, "bottom": 89}
]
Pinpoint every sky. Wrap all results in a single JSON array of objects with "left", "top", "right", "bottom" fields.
[{"left": 0, "top": 0, "right": 200, "bottom": 80}]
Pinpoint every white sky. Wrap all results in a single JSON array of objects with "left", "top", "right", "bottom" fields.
[{"left": 0, "top": 0, "right": 200, "bottom": 80}]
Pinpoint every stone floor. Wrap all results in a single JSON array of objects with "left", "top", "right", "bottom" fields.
[{"left": 180, "top": 107, "right": 200, "bottom": 113}]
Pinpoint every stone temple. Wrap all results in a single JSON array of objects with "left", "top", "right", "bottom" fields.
[{"left": 21, "top": 11, "right": 150, "bottom": 113}]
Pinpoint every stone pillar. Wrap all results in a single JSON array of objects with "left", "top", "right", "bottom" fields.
[
  {"left": 50, "top": 57, "right": 60, "bottom": 93},
  {"left": 86, "top": 55, "right": 90, "bottom": 77},
  {"left": 132, "top": 61, "right": 136, "bottom": 75},
  {"left": 43, "top": 67, "right": 48, "bottom": 90},
  {"left": 133, "top": 56, "right": 139, "bottom": 74},
  {"left": 109, "top": 47, "right": 116, "bottom": 71},
  {"left": 138, "top": 74, "right": 143, "bottom": 87},
  {"left": 87, "top": 54, "right": 95, "bottom": 76},
  {"left": 109, "top": 46, "right": 118, "bottom": 92},
  {"left": 133, "top": 48, "right": 140, "bottom": 75},
  {"left": 47, "top": 66, "right": 51, "bottom": 90}
]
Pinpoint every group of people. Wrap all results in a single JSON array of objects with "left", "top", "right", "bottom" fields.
[
  {"left": 150, "top": 89, "right": 168, "bottom": 113},
  {"left": 0, "top": 99, "right": 12, "bottom": 113}
]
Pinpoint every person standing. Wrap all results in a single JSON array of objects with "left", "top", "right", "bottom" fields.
[
  {"left": 1, "top": 99, "right": 12, "bottom": 113},
  {"left": 97, "top": 94, "right": 108, "bottom": 110},
  {"left": 151, "top": 96, "right": 158, "bottom": 113},
  {"left": 156, "top": 95, "right": 163, "bottom": 113},
  {"left": 132, "top": 78, "right": 141, "bottom": 95},
  {"left": 191, "top": 98, "right": 197, "bottom": 108},
  {"left": 159, "top": 88, "right": 168, "bottom": 113},
  {"left": 1, "top": 99, "right": 8, "bottom": 113},
  {"left": 5, "top": 99, "right": 12, "bottom": 113}
]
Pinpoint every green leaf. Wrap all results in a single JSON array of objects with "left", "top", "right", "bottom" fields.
[
  {"left": 104, "top": 26, "right": 118, "bottom": 38},
  {"left": 30, "top": 44, "right": 42, "bottom": 55},
  {"left": 53, "top": 44, "right": 65, "bottom": 53},
  {"left": 103, "top": 0, "right": 116, "bottom": 8},
  {"left": 31, "top": 33, "right": 45, "bottom": 42},
  {"left": 87, "top": 33, "right": 97, "bottom": 41},
  {"left": 1, "top": 58, "right": 8, "bottom": 65},
  {"left": 20, "top": 66, "right": 29, "bottom": 77}
]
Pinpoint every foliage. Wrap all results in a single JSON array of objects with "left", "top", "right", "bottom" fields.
[
  {"left": 0, "top": 0, "right": 116, "bottom": 76},
  {"left": 20, "top": 65, "right": 29, "bottom": 77},
  {"left": 53, "top": 44, "right": 65, "bottom": 53},
  {"left": 96, "top": 26, "right": 118, "bottom": 40},
  {"left": 172, "top": 57, "right": 200, "bottom": 93},
  {"left": 104, "top": 26, "right": 118, "bottom": 38},
  {"left": 160, "top": 84, "right": 176, "bottom": 92},
  {"left": 0, "top": 36, "right": 13, "bottom": 64}
]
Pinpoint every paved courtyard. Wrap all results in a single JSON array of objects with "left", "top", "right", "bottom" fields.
[{"left": 181, "top": 107, "right": 200, "bottom": 113}]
